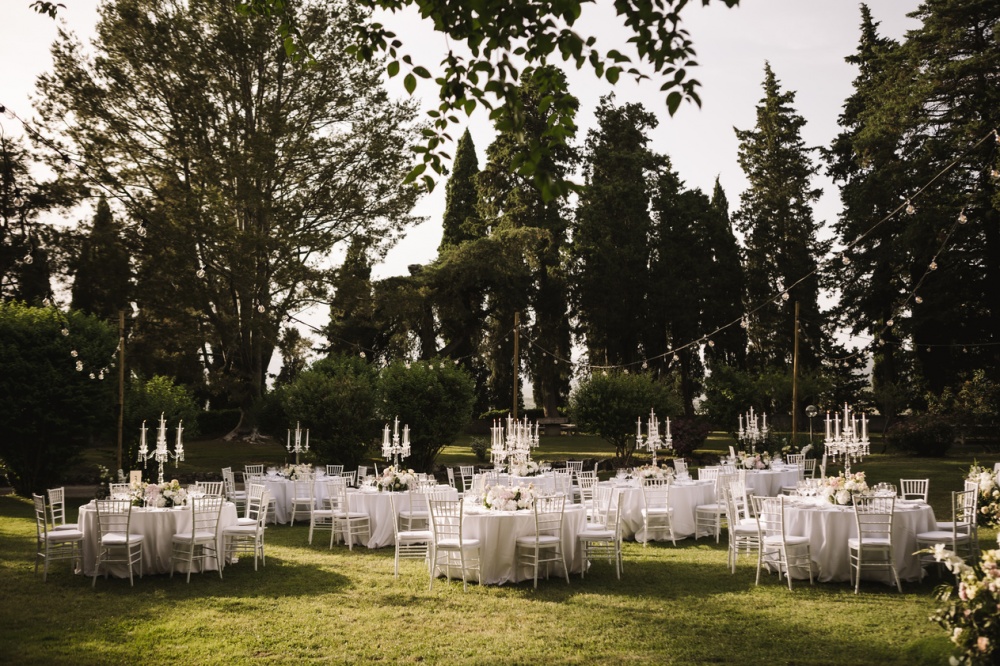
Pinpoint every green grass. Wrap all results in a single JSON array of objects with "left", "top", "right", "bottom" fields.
[{"left": 12, "top": 433, "right": 993, "bottom": 664}]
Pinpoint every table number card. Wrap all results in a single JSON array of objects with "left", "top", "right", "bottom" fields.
[{"left": 130, "top": 470, "right": 143, "bottom": 485}]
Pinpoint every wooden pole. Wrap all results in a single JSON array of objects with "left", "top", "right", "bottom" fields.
[
  {"left": 117, "top": 309, "right": 125, "bottom": 472},
  {"left": 512, "top": 311, "right": 520, "bottom": 420},
  {"left": 791, "top": 300, "right": 800, "bottom": 447}
]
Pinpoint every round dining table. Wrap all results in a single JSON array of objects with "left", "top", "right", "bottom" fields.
[
  {"left": 348, "top": 486, "right": 458, "bottom": 549},
  {"left": 743, "top": 467, "right": 801, "bottom": 497},
  {"left": 439, "top": 502, "right": 587, "bottom": 585},
  {"left": 77, "top": 501, "right": 239, "bottom": 577},
  {"left": 259, "top": 475, "right": 334, "bottom": 524},
  {"left": 472, "top": 473, "right": 557, "bottom": 494},
  {"left": 781, "top": 497, "right": 936, "bottom": 583},
  {"left": 600, "top": 479, "right": 716, "bottom": 542}
]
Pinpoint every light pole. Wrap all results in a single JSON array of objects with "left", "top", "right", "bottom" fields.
[{"left": 805, "top": 405, "right": 818, "bottom": 445}]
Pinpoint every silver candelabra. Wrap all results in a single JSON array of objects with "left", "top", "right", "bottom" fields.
[
  {"left": 381, "top": 417, "right": 411, "bottom": 468},
  {"left": 137, "top": 412, "right": 184, "bottom": 484},
  {"left": 636, "top": 409, "right": 672, "bottom": 466},
  {"left": 491, "top": 415, "right": 539, "bottom": 469},
  {"left": 286, "top": 421, "right": 309, "bottom": 464}
]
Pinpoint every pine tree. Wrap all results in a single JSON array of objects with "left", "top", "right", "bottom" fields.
[
  {"left": 71, "top": 197, "right": 130, "bottom": 318},
  {"left": 439, "top": 129, "right": 483, "bottom": 250},
  {"left": 572, "top": 96, "right": 660, "bottom": 369},
  {"left": 705, "top": 178, "right": 747, "bottom": 370},
  {"left": 734, "top": 63, "right": 828, "bottom": 372}
]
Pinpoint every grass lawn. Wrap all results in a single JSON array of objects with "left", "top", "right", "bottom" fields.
[{"left": 3, "top": 434, "right": 995, "bottom": 664}]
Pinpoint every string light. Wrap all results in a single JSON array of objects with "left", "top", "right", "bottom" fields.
[
  {"left": 915, "top": 295, "right": 923, "bottom": 304},
  {"left": 256, "top": 304, "right": 265, "bottom": 313},
  {"left": 781, "top": 292, "right": 790, "bottom": 301},
  {"left": 929, "top": 261, "right": 938, "bottom": 271},
  {"left": 196, "top": 268, "right": 206, "bottom": 279},
  {"left": 958, "top": 209, "right": 967, "bottom": 224},
  {"left": 905, "top": 201, "right": 916, "bottom": 215},
  {"left": 22, "top": 254, "right": 33, "bottom": 264}
]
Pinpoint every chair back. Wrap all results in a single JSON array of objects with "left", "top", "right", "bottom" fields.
[
  {"left": 341, "top": 470, "right": 358, "bottom": 487},
  {"left": 532, "top": 495, "right": 565, "bottom": 538},
  {"left": 446, "top": 467, "right": 457, "bottom": 489},
  {"left": 802, "top": 459, "right": 817, "bottom": 478},
  {"left": 188, "top": 496, "right": 224, "bottom": 539},
  {"left": 641, "top": 477, "right": 670, "bottom": 511},
  {"left": 751, "top": 495, "right": 787, "bottom": 540},
  {"left": 590, "top": 484, "right": 614, "bottom": 527},
  {"left": 222, "top": 469, "right": 238, "bottom": 496},
  {"left": 109, "top": 483, "right": 131, "bottom": 500},
  {"left": 95, "top": 499, "right": 134, "bottom": 540},
  {"left": 577, "top": 472, "right": 597, "bottom": 504},
  {"left": 47, "top": 487, "right": 70, "bottom": 527},
  {"left": 459, "top": 466, "right": 475, "bottom": 492},
  {"left": 954, "top": 488, "right": 977, "bottom": 532},
  {"left": 326, "top": 465, "right": 344, "bottom": 476},
  {"left": 552, "top": 470, "right": 572, "bottom": 498},
  {"left": 255, "top": 493, "right": 273, "bottom": 532},
  {"left": 853, "top": 495, "right": 894, "bottom": 540},
  {"left": 566, "top": 460, "right": 584, "bottom": 479},
  {"left": 727, "top": 478, "right": 751, "bottom": 520},
  {"left": 698, "top": 467, "right": 720, "bottom": 483},
  {"left": 244, "top": 483, "right": 266, "bottom": 521},
  {"left": 197, "top": 481, "right": 225, "bottom": 497},
  {"left": 899, "top": 478, "right": 929, "bottom": 502},
  {"left": 357, "top": 465, "right": 369, "bottom": 479},
  {"left": 245, "top": 464, "right": 265, "bottom": 477},
  {"left": 427, "top": 498, "right": 464, "bottom": 544},
  {"left": 33, "top": 494, "right": 51, "bottom": 537},
  {"left": 292, "top": 477, "right": 314, "bottom": 502},
  {"left": 786, "top": 454, "right": 804, "bottom": 466}
]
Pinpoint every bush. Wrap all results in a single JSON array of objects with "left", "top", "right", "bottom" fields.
[
  {"left": 570, "top": 371, "right": 681, "bottom": 467},
  {"left": 885, "top": 414, "right": 955, "bottom": 457},
  {"left": 470, "top": 436, "right": 489, "bottom": 463},
  {"left": 669, "top": 417, "right": 712, "bottom": 456},
  {"left": 0, "top": 304, "right": 118, "bottom": 495},
  {"left": 379, "top": 359, "right": 475, "bottom": 472},
  {"left": 125, "top": 375, "right": 201, "bottom": 466},
  {"left": 282, "top": 355, "right": 379, "bottom": 471}
]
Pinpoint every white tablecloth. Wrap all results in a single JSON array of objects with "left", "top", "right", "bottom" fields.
[
  {"left": 441, "top": 503, "right": 587, "bottom": 585},
  {"left": 744, "top": 469, "right": 801, "bottom": 497},
  {"left": 782, "top": 498, "right": 936, "bottom": 583},
  {"left": 78, "top": 502, "right": 239, "bottom": 577},
  {"left": 601, "top": 480, "right": 716, "bottom": 541},
  {"left": 349, "top": 486, "right": 458, "bottom": 549},
  {"left": 261, "top": 477, "right": 332, "bottom": 524}
]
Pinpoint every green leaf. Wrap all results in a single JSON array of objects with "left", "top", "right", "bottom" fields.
[
  {"left": 386, "top": 60, "right": 400, "bottom": 78},
  {"left": 413, "top": 66, "right": 431, "bottom": 79},
  {"left": 667, "top": 91, "right": 682, "bottom": 115},
  {"left": 404, "top": 73, "right": 417, "bottom": 95}
]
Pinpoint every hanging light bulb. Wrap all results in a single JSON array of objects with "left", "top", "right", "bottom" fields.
[
  {"left": 991, "top": 169, "right": 999, "bottom": 180},
  {"left": 929, "top": 261, "right": 938, "bottom": 271},
  {"left": 98, "top": 371, "right": 105, "bottom": 380},
  {"left": 886, "top": 319, "right": 894, "bottom": 327},
  {"left": 75, "top": 360, "right": 83, "bottom": 371},
  {"left": 708, "top": 339, "right": 716, "bottom": 347},
  {"left": 623, "top": 369, "right": 629, "bottom": 375},
  {"left": 22, "top": 254, "right": 33, "bottom": 265},
  {"left": 61, "top": 328, "right": 69, "bottom": 336},
  {"left": 781, "top": 292, "right": 790, "bottom": 301},
  {"left": 257, "top": 304, "right": 265, "bottom": 313},
  {"left": 842, "top": 255, "right": 851, "bottom": 265},
  {"left": 963, "top": 347, "right": 969, "bottom": 353},
  {"left": 359, "top": 351, "right": 366, "bottom": 358},
  {"left": 905, "top": 201, "right": 916, "bottom": 215},
  {"left": 137, "top": 225, "right": 147, "bottom": 237},
  {"left": 672, "top": 354, "right": 680, "bottom": 362},
  {"left": 89, "top": 372, "right": 95, "bottom": 379},
  {"left": 958, "top": 210, "right": 968, "bottom": 224},
  {"left": 641, "top": 360, "right": 648, "bottom": 369},
  {"left": 42, "top": 298, "right": 52, "bottom": 307},
  {"left": 926, "top": 347, "right": 932, "bottom": 352},
  {"left": 915, "top": 295, "right": 924, "bottom": 304},
  {"left": 70, "top": 350, "right": 78, "bottom": 358},
  {"left": 740, "top": 319, "right": 748, "bottom": 329},
  {"left": 196, "top": 268, "right": 206, "bottom": 279}
]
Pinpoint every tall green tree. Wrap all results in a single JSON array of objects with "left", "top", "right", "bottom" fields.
[
  {"left": 734, "top": 63, "right": 828, "bottom": 373},
  {"left": 71, "top": 196, "right": 131, "bottom": 318},
  {"left": 705, "top": 178, "right": 747, "bottom": 370},
  {"left": 572, "top": 96, "right": 660, "bottom": 369},
  {"left": 36, "top": 0, "right": 421, "bottom": 430},
  {"left": 476, "top": 67, "right": 575, "bottom": 416}
]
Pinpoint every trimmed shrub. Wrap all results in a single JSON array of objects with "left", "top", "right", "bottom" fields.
[
  {"left": 885, "top": 414, "right": 955, "bottom": 457},
  {"left": 670, "top": 417, "right": 712, "bottom": 457}
]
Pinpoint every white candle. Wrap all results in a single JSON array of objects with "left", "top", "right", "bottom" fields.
[
  {"left": 403, "top": 425, "right": 409, "bottom": 445},
  {"left": 666, "top": 417, "right": 671, "bottom": 439},
  {"left": 825, "top": 412, "right": 831, "bottom": 440},
  {"left": 287, "top": 429, "right": 290, "bottom": 449},
  {"left": 305, "top": 428, "right": 309, "bottom": 449},
  {"left": 394, "top": 416, "right": 399, "bottom": 437},
  {"left": 637, "top": 417, "right": 642, "bottom": 440},
  {"left": 762, "top": 413, "right": 767, "bottom": 430},
  {"left": 862, "top": 413, "right": 868, "bottom": 441}
]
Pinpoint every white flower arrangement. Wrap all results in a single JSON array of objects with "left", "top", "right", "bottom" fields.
[
  {"left": 140, "top": 479, "right": 188, "bottom": 508},
  {"left": 283, "top": 463, "right": 314, "bottom": 481},
  {"left": 818, "top": 471, "right": 868, "bottom": 505},
  {"left": 635, "top": 464, "right": 673, "bottom": 480},
  {"left": 483, "top": 484, "right": 536, "bottom": 512},
  {"left": 508, "top": 460, "right": 540, "bottom": 477},
  {"left": 376, "top": 465, "right": 417, "bottom": 492},
  {"left": 966, "top": 465, "right": 1000, "bottom": 528}
]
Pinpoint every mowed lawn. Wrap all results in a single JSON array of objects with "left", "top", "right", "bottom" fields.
[{"left": 1, "top": 433, "right": 993, "bottom": 665}]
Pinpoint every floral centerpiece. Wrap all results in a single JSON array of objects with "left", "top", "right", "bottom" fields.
[
  {"left": 927, "top": 536, "right": 1000, "bottom": 665},
  {"left": 128, "top": 480, "right": 147, "bottom": 506},
  {"left": 966, "top": 465, "right": 1000, "bottom": 528},
  {"left": 283, "top": 463, "right": 313, "bottom": 480},
  {"left": 483, "top": 484, "right": 536, "bottom": 511},
  {"left": 635, "top": 464, "right": 674, "bottom": 480},
  {"left": 735, "top": 451, "right": 772, "bottom": 470},
  {"left": 819, "top": 471, "right": 868, "bottom": 505},
  {"left": 508, "top": 460, "right": 540, "bottom": 477},
  {"left": 375, "top": 465, "right": 417, "bottom": 492},
  {"left": 138, "top": 479, "right": 188, "bottom": 508}
]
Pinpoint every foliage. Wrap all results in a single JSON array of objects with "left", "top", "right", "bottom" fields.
[
  {"left": 928, "top": 536, "right": 1000, "bottom": 666},
  {"left": 378, "top": 359, "right": 476, "bottom": 472},
  {"left": 700, "top": 364, "right": 833, "bottom": 430},
  {"left": 196, "top": 409, "right": 242, "bottom": 438},
  {"left": 734, "top": 63, "right": 829, "bottom": 372},
  {"left": 469, "top": 436, "right": 489, "bottom": 464},
  {"left": 125, "top": 375, "right": 202, "bottom": 466},
  {"left": 36, "top": 0, "right": 421, "bottom": 428},
  {"left": 569, "top": 371, "right": 680, "bottom": 467},
  {"left": 669, "top": 417, "right": 711, "bottom": 457},
  {"left": 929, "top": 371, "right": 1000, "bottom": 444},
  {"left": 0, "top": 303, "right": 117, "bottom": 494},
  {"left": 885, "top": 414, "right": 955, "bottom": 457},
  {"left": 281, "top": 355, "right": 380, "bottom": 471}
]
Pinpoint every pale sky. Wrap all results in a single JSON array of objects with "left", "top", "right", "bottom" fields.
[{"left": 0, "top": 0, "right": 924, "bottom": 382}]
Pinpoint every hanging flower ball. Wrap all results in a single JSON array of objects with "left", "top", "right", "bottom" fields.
[{"left": 75, "top": 360, "right": 83, "bottom": 371}]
